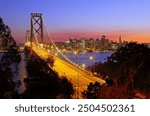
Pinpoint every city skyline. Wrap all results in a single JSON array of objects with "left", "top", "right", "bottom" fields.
[
  {"left": 0, "top": 0, "right": 150, "bottom": 43},
  {"left": 0, "top": 1, "right": 150, "bottom": 99}
]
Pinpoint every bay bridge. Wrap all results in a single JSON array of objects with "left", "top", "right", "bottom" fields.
[{"left": 25, "top": 13, "right": 105, "bottom": 98}]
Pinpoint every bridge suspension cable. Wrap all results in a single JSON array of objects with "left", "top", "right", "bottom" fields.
[{"left": 42, "top": 19, "right": 88, "bottom": 72}]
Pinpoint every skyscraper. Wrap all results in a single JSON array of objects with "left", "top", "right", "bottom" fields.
[{"left": 119, "top": 35, "right": 122, "bottom": 45}]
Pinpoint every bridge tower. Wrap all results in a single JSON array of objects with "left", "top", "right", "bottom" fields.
[
  {"left": 25, "top": 30, "right": 30, "bottom": 42},
  {"left": 30, "top": 13, "right": 43, "bottom": 43}
]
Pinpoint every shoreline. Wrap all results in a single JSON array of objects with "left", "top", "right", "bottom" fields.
[{"left": 61, "top": 50, "right": 115, "bottom": 54}]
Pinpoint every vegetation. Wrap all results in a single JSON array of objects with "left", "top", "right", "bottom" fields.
[
  {"left": 0, "top": 16, "right": 74, "bottom": 99},
  {"left": 22, "top": 47, "right": 74, "bottom": 98},
  {"left": 0, "top": 17, "right": 21, "bottom": 98},
  {"left": 84, "top": 42, "right": 150, "bottom": 98}
]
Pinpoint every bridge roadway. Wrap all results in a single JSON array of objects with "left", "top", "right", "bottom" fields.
[{"left": 26, "top": 43, "right": 105, "bottom": 98}]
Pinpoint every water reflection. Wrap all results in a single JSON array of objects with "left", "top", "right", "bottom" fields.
[{"left": 64, "top": 52, "right": 112, "bottom": 66}]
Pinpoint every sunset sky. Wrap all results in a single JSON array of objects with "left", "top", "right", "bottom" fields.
[{"left": 0, "top": 0, "right": 150, "bottom": 43}]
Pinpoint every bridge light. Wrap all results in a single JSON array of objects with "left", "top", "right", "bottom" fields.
[
  {"left": 55, "top": 53, "right": 58, "bottom": 56},
  {"left": 89, "top": 56, "right": 93, "bottom": 60},
  {"left": 74, "top": 51, "right": 77, "bottom": 54},
  {"left": 81, "top": 64, "right": 86, "bottom": 69},
  {"left": 63, "top": 49, "right": 66, "bottom": 52}
]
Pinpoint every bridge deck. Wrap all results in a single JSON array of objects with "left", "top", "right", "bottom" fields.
[{"left": 26, "top": 43, "right": 105, "bottom": 98}]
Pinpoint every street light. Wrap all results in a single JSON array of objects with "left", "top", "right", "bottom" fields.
[
  {"left": 74, "top": 51, "right": 77, "bottom": 55},
  {"left": 63, "top": 49, "right": 66, "bottom": 52},
  {"left": 54, "top": 53, "right": 58, "bottom": 56},
  {"left": 74, "top": 50, "right": 80, "bottom": 98},
  {"left": 89, "top": 55, "right": 95, "bottom": 76},
  {"left": 81, "top": 63, "right": 86, "bottom": 69},
  {"left": 89, "top": 56, "right": 93, "bottom": 60}
]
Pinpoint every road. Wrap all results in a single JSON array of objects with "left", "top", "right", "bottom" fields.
[{"left": 26, "top": 42, "right": 105, "bottom": 98}]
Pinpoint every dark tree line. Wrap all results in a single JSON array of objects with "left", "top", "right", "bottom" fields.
[
  {"left": 0, "top": 17, "right": 21, "bottom": 98},
  {"left": 22, "top": 47, "right": 74, "bottom": 99},
  {"left": 83, "top": 42, "right": 150, "bottom": 98}
]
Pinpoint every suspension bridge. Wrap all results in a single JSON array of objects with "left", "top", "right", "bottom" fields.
[{"left": 25, "top": 13, "right": 105, "bottom": 98}]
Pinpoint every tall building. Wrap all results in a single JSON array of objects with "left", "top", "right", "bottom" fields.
[
  {"left": 101, "top": 35, "right": 106, "bottom": 43},
  {"left": 118, "top": 35, "right": 122, "bottom": 45},
  {"left": 80, "top": 38, "right": 86, "bottom": 49},
  {"left": 95, "top": 38, "right": 100, "bottom": 49}
]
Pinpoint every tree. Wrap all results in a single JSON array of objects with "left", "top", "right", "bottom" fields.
[
  {"left": 82, "top": 67, "right": 136, "bottom": 99},
  {"left": 82, "top": 82, "right": 101, "bottom": 99},
  {"left": 58, "top": 77, "right": 74, "bottom": 98},
  {"left": 0, "top": 17, "right": 21, "bottom": 98},
  {"left": 87, "top": 42, "right": 150, "bottom": 98},
  {"left": 23, "top": 50, "right": 74, "bottom": 98},
  {"left": 107, "top": 43, "right": 150, "bottom": 92}
]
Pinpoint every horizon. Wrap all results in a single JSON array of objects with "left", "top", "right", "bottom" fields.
[{"left": 0, "top": 0, "right": 150, "bottom": 43}]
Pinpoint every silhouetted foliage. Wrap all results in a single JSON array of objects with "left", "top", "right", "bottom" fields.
[
  {"left": 46, "top": 56, "right": 54, "bottom": 67},
  {"left": 82, "top": 82, "right": 101, "bottom": 99},
  {"left": 83, "top": 69, "right": 135, "bottom": 99},
  {"left": 0, "top": 17, "right": 21, "bottom": 98},
  {"left": 86, "top": 42, "right": 150, "bottom": 98},
  {"left": 58, "top": 76, "right": 74, "bottom": 98},
  {"left": 105, "top": 77, "right": 114, "bottom": 86},
  {"left": 22, "top": 49, "right": 74, "bottom": 98},
  {"left": 0, "top": 66, "right": 16, "bottom": 98}
]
